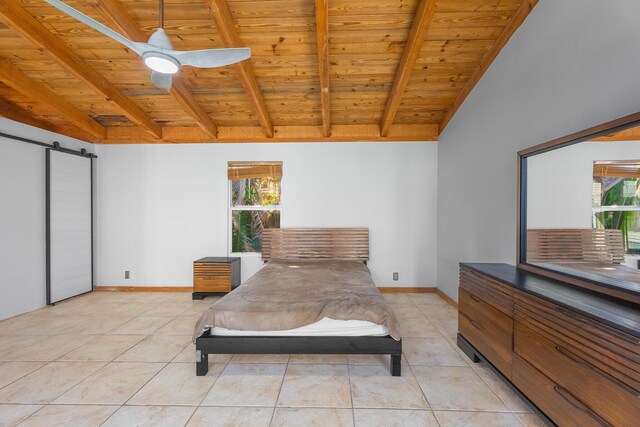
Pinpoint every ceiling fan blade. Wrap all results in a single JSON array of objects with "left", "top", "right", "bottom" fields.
[
  {"left": 170, "top": 48, "right": 251, "bottom": 68},
  {"left": 44, "top": 0, "right": 149, "bottom": 56},
  {"left": 151, "top": 71, "right": 173, "bottom": 89}
]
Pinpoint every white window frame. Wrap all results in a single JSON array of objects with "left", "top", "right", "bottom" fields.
[{"left": 227, "top": 179, "right": 282, "bottom": 257}]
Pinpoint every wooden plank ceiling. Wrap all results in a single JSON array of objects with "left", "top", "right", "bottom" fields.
[{"left": 0, "top": 0, "right": 538, "bottom": 144}]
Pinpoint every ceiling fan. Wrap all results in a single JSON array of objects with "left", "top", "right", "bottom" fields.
[{"left": 44, "top": 0, "right": 251, "bottom": 89}]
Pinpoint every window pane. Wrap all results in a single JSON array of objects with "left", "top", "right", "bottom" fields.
[
  {"left": 232, "top": 210, "right": 280, "bottom": 253},
  {"left": 231, "top": 177, "right": 281, "bottom": 207}
]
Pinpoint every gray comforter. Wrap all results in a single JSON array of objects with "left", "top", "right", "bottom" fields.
[{"left": 193, "top": 260, "right": 400, "bottom": 341}]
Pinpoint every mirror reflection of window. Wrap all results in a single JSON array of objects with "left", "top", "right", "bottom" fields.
[{"left": 592, "top": 161, "right": 640, "bottom": 256}]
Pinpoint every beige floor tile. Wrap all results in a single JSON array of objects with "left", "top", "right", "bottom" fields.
[
  {"left": 434, "top": 410, "right": 522, "bottom": 426},
  {"left": 403, "top": 337, "right": 467, "bottom": 366},
  {"left": 0, "top": 361, "right": 104, "bottom": 404},
  {"left": 390, "top": 305, "right": 424, "bottom": 319},
  {"left": 271, "top": 408, "right": 354, "bottom": 427},
  {"left": 106, "top": 315, "right": 175, "bottom": 335},
  {"left": 0, "top": 315, "right": 57, "bottom": 335},
  {"left": 103, "top": 405, "right": 197, "bottom": 427},
  {"left": 168, "top": 292, "right": 202, "bottom": 302},
  {"left": 186, "top": 406, "right": 273, "bottom": 427},
  {"left": 0, "top": 404, "right": 42, "bottom": 427},
  {"left": 383, "top": 294, "right": 414, "bottom": 305},
  {"left": 412, "top": 366, "right": 508, "bottom": 411},
  {"left": 515, "top": 412, "right": 549, "bottom": 427},
  {"left": 349, "top": 364, "right": 429, "bottom": 409},
  {"left": 277, "top": 364, "right": 351, "bottom": 408},
  {"left": 57, "top": 334, "right": 145, "bottom": 361},
  {"left": 202, "top": 363, "right": 286, "bottom": 407},
  {"left": 431, "top": 318, "right": 459, "bottom": 343},
  {"left": 116, "top": 334, "right": 191, "bottom": 362},
  {"left": 231, "top": 354, "right": 289, "bottom": 364},
  {"left": 397, "top": 317, "right": 443, "bottom": 338},
  {"left": 18, "top": 404, "right": 118, "bottom": 427},
  {"left": 0, "top": 335, "right": 97, "bottom": 361},
  {"left": 156, "top": 316, "right": 202, "bottom": 335},
  {"left": 348, "top": 354, "right": 409, "bottom": 370},
  {"left": 108, "top": 302, "right": 161, "bottom": 316},
  {"left": 172, "top": 343, "right": 232, "bottom": 363},
  {"left": 70, "top": 316, "right": 137, "bottom": 335},
  {"left": 0, "top": 362, "right": 46, "bottom": 388},
  {"left": 144, "top": 302, "right": 196, "bottom": 316},
  {"left": 353, "top": 409, "right": 439, "bottom": 427},
  {"left": 137, "top": 293, "right": 180, "bottom": 303},
  {"left": 289, "top": 354, "right": 349, "bottom": 364},
  {"left": 87, "top": 292, "right": 146, "bottom": 303},
  {"left": 179, "top": 302, "right": 214, "bottom": 317},
  {"left": 53, "top": 362, "right": 164, "bottom": 405},
  {"left": 407, "top": 294, "right": 449, "bottom": 306},
  {"left": 418, "top": 305, "right": 458, "bottom": 321},
  {"left": 472, "top": 363, "right": 532, "bottom": 412},
  {"left": 128, "top": 362, "right": 224, "bottom": 406}
]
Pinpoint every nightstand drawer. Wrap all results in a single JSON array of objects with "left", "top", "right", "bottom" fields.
[{"left": 194, "top": 276, "right": 231, "bottom": 292}]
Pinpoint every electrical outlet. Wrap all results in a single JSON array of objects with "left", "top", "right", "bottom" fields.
[
  {"left": 125, "top": 271, "right": 130, "bottom": 279},
  {"left": 393, "top": 272, "right": 399, "bottom": 281}
]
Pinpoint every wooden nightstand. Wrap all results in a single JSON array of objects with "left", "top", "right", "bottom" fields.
[{"left": 192, "top": 257, "right": 241, "bottom": 300}]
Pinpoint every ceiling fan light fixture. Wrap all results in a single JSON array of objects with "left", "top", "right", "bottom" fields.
[{"left": 143, "top": 52, "right": 179, "bottom": 74}]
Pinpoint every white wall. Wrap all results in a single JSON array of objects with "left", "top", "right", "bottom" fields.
[
  {"left": 437, "top": 0, "right": 640, "bottom": 301},
  {"left": 95, "top": 142, "right": 437, "bottom": 289},
  {"left": 528, "top": 141, "right": 640, "bottom": 229},
  {"left": 0, "top": 118, "right": 95, "bottom": 320}
]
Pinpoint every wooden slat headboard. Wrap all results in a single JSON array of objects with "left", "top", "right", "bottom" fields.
[
  {"left": 262, "top": 228, "right": 369, "bottom": 261},
  {"left": 527, "top": 229, "right": 625, "bottom": 264}
]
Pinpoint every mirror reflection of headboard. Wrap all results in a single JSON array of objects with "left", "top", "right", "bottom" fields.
[
  {"left": 518, "top": 112, "right": 640, "bottom": 304},
  {"left": 262, "top": 228, "right": 369, "bottom": 262}
]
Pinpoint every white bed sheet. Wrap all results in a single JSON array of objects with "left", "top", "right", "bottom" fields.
[{"left": 209, "top": 316, "right": 388, "bottom": 337}]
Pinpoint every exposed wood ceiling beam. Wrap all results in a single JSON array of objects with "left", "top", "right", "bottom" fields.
[
  {"left": 103, "top": 123, "right": 439, "bottom": 144},
  {"left": 380, "top": 0, "right": 437, "bottom": 137},
  {"left": 439, "top": 0, "right": 540, "bottom": 133},
  {"left": 0, "top": 0, "right": 162, "bottom": 139},
  {"left": 92, "top": 0, "right": 218, "bottom": 138},
  {"left": 314, "top": 0, "right": 330, "bottom": 137},
  {"left": 0, "top": 97, "right": 99, "bottom": 143},
  {"left": 0, "top": 60, "right": 106, "bottom": 139},
  {"left": 204, "top": 0, "right": 273, "bottom": 138}
]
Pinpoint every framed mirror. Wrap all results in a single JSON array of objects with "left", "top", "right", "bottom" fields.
[{"left": 518, "top": 113, "right": 640, "bottom": 304}]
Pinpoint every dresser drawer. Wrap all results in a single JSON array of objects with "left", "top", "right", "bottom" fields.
[
  {"left": 459, "top": 287, "right": 513, "bottom": 377},
  {"left": 513, "top": 354, "right": 607, "bottom": 427},
  {"left": 460, "top": 266, "right": 513, "bottom": 316},
  {"left": 515, "top": 290, "right": 640, "bottom": 391},
  {"left": 515, "top": 321, "right": 640, "bottom": 426}
]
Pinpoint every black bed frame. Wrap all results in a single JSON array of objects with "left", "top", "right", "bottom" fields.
[{"left": 196, "top": 332, "right": 402, "bottom": 376}]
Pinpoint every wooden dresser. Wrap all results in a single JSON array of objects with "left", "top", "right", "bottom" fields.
[
  {"left": 192, "top": 257, "right": 241, "bottom": 299},
  {"left": 458, "top": 263, "right": 640, "bottom": 427}
]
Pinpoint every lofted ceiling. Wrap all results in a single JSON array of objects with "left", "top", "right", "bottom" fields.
[{"left": 0, "top": 0, "right": 539, "bottom": 144}]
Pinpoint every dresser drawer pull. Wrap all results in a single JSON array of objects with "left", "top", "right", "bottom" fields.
[
  {"left": 469, "top": 293, "right": 482, "bottom": 303},
  {"left": 460, "top": 312, "right": 484, "bottom": 331},
  {"left": 554, "top": 345, "right": 640, "bottom": 399},
  {"left": 553, "top": 385, "right": 612, "bottom": 427}
]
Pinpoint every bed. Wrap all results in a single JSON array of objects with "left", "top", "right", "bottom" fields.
[{"left": 193, "top": 228, "right": 402, "bottom": 376}]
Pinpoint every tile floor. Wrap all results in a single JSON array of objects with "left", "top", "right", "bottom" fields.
[{"left": 0, "top": 291, "right": 547, "bottom": 426}]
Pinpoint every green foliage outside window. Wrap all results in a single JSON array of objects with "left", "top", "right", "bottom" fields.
[
  {"left": 593, "top": 178, "right": 640, "bottom": 253},
  {"left": 231, "top": 177, "right": 281, "bottom": 253}
]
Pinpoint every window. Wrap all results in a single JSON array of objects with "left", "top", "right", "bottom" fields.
[
  {"left": 228, "top": 162, "right": 282, "bottom": 253},
  {"left": 592, "top": 161, "right": 640, "bottom": 254}
]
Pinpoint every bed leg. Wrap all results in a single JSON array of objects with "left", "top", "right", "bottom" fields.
[
  {"left": 196, "top": 350, "right": 208, "bottom": 376},
  {"left": 390, "top": 354, "right": 401, "bottom": 376}
]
